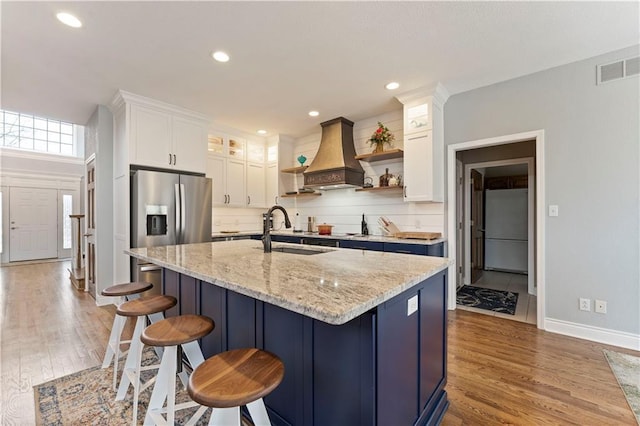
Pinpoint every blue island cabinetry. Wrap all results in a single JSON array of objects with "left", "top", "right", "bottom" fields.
[{"left": 163, "top": 268, "right": 448, "bottom": 426}]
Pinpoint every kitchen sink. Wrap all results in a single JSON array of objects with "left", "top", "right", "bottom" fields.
[{"left": 270, "top": 246, "right": 332, "bottom": 255}]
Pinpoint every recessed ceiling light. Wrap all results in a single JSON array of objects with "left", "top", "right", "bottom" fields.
[
  {"left": 257, "top": 129, "right": 267, "bottom": 135},
  {"left": 308, "top": 111, "right": 319, "bottom": 117},
  {"left": 212, "top": 51, "right": 230, "bottom": 62},
  {"left": 385, "top": 82, "right": 400, "bottom": 90},
  {"left": 56, "top": 12, "right": 82, "bottom": 28}
]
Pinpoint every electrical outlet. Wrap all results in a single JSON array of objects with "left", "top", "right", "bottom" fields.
[
  {"left": 595, "top": 300, "right": 607, "bottom": 314},
  {"left": 407, "top": 295, "right": 418, "bottom": 316},
  {"left": 579, "top": 298, "right": 591, "bottom": 311}
]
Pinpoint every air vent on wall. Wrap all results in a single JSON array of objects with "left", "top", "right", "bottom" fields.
[{"left": 597, "top": 56, "right": 640, "bottom": 85}]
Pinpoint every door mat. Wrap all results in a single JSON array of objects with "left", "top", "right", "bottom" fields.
[
  {"left": 456, "top": 286, "right": 518, "bottom": 315},
  {"left": 604, "top": 349, "right": 640, "bottom": 424}
]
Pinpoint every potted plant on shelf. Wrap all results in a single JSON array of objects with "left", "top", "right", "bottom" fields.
[{"left": 369, "top": 121, "right": 395, "bottom": 154}]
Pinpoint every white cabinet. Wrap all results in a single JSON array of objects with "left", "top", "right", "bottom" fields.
[
  {"left": 396, "top": 83, "right": 449, "bottom": 203},
  {"left": 246, "top": 162, "right": 266, "bottom": 207},
  {"left": 403, "top": 132, "right": 435, "bottom": 201},
  {"left": 172, "top": 116, "right": 208, "bottom": 173},
  {"left": 130, "top": 104, "right": 172, "bottom": 168},
  {"left": 265, "top": 135, "right": 294, "bottom": 204},
  {"left": 129, "top": 103, "right": 207, "bottom": 174},
  {"left": 266, "top": 163, "right": 279, "bottom": 206},
  {"left": 207, "top": 135, "right": 269, "bottom": 208},
  {"left": 207, "top": 153, "right": 246, "bottom": 207}
]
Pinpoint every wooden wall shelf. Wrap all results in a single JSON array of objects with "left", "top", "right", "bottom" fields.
[
  {"left": 355, "top": 149, "right": 403, "bottom": 162},
  {"left": 281, "top": 166, "right": 308, "bottom": 174},
  {"left": 280, "top": 192, "right": 321, "bottom": 198},
  {"left": 355, "top": 185, "right": 403, "bottom": 193}
]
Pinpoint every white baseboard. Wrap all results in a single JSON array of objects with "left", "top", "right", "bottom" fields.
[{"left": 545, "top": 318, "right": 640, "bottom": 351}]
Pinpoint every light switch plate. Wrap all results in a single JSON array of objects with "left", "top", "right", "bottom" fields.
[
  {"left": 407, "top": 295, "right": 418, "bottom": 316},
  {"left": 549, "top": 205, "right": 559, "bottom": 217}
]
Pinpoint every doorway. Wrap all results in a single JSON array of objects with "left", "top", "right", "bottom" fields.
[{"left": 447, "top": 130, "right": 545, "bottom": 329}]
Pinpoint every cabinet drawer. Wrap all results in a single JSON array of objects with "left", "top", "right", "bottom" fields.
[
  {"left": 340, "top": 240, "right": 384, "bottom": 251},
  {"left": 384, "top": 243, "right": 428, "bottom": 256}
]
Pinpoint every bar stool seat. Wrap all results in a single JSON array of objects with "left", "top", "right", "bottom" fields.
[
  {"left": 187, "top": 348, "right": 285, "bottom": 426},
  {"left": 140, "top": 315, "right": 215, "bottom": 425},
  {"left": 116, "top": 295, "right": 177, "bottom": 318},
  {"left": 101, "top": 281, "right": 153, "bottom": 298},
  {"left": 100, "top": 282, "right": 154, "bottom": 391},
  {"left": 115, "top": 295, "right": 177, "bottom": 403}
]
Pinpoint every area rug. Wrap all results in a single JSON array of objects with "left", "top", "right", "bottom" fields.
[
  {"left": 604, "top": 349, "right": 640, "bottom": 424},
  {"left": 456, "top": 286, "right": 518, "bottom": 315},
  {"left": 34, "top": 349, "right": 208, "bottom": 425}
]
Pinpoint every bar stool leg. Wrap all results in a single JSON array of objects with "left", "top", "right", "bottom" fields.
[
  {"left": 102, "top": 312, "right": 127, "bottom": 390},
  {"left": 116, "top": 316, "right": 146, "bottom": 401},
  {"left": 209, "top": 407, "right": 241, "bottom": 426},
  {"left": 144, "top": 345, "right": 177, "bottom": 426},
  {"left": 246, "top": 399, "right": 271, "bottom": 426}
]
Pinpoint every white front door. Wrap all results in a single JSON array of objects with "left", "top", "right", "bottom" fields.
[{"left": 9, "top": 187, "right": 58, "bottom": 262}]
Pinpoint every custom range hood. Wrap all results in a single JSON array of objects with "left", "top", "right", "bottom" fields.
[{"left": 303, "top": 117, "right": 364, "bottom": 189}]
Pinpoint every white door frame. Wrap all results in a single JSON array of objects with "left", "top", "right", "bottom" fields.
[
  {"left": 464, "top": 157, "right": 535, "bottom": 296},
  {"left": 447, "top": 130, "right": 545, "bottom": 329}
]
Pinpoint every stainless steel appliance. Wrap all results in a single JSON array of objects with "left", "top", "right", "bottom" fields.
[{"left": 131, "top": 169, "right": 212, "bottom": 294}]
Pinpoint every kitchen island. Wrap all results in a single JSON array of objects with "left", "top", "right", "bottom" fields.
[{"left": 126, "top": 240, "right": 451, "bottom": 425}]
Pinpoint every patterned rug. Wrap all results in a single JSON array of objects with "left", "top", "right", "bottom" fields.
[
  {"left": 456, "top": 286, "right": 519, "bottom": 315},
  {"left": 604, "top": 349, "right": 640, "bottom": 424},
  {"left": 34, "top": 349, "right": 208, "bottom": 425}
]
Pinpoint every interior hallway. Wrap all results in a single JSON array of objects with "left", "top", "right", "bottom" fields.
[{"left": 0, "top": 261, "right": 636, "bottom": 424}]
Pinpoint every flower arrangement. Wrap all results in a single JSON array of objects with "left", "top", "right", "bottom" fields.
[{"left": 369, "top": 122, "right": 395, "bottom": 152}]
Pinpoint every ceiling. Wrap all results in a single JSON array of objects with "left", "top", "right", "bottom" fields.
[{"left": 2, "top": 1, "right": 638, "bottom": 138}]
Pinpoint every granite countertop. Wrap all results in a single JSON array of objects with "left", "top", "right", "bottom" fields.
[
  {"left": 211, "top": 230, "right": 446, "bottom": 246},
  {"left": 126, "top": 240, "right": 451, "bottom": 325}
]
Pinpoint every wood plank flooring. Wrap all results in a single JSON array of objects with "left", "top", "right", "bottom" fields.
[
  {"left": 1, "top": 260, "right": 637, "bottom": 425},
  {"left": 0, "top": 260, "right": 133, "bottom": 425},
  {"left": 443, "top": 309, "right": 638, "bottom": 425}
]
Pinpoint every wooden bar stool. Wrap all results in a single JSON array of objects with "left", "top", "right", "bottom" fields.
[
  {"left": 186, "top": 348, "right": 285, "bottom": 426},
  {"left": 138, "top": 314, "right": 215, "bottom": 426},
  {"left": 114, "top": 295, "right": 177, "bottom": 405},
  {"left": 101, "top": 281, "right": 154, "bottom": 391}
]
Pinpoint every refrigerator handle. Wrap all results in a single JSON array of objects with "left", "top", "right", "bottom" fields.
[
  {"left": 180, "top": 183, "right": 186, "bottom": 242},
  {"left": 175, "top": 183, "right": 181, "bottom": 243}
]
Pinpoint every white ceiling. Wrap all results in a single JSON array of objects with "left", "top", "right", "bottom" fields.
[{"left": 2, "top": 1, "right": 638, "bottom": 138}]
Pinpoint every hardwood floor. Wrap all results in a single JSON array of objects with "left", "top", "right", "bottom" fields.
[
  {"left": 443, "top": 310, "right": 638, "bottom": 425},
  {"left": 0, "top": 260, "right": 133, "bottom": 425},
  {"left": 1, "top": 261, "right": 637, "bottom": 425}
]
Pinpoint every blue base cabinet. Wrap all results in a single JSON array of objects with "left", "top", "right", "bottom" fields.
[{"left": 163, "top": 269, "right": 448, "bottom": 425}]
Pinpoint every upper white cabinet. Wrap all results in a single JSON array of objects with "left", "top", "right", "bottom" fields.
[
  {"left": 396, "top": 83, "right": 449, "bottom": 202},
  {"left": 265, "top": 135, "right": 294, "bottom": 205},
  {"left": 246, "top": 162, "right": 266, "bottom": 207},
  {"left": 207, "top": 134, "right": 268, "bottom": 208},
  {"left": 113, "top": 91, "right": 209, "bottom": 174}
]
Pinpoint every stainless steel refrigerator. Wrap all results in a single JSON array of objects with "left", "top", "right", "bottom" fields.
[{"left": 131, "top": 169, "right": 212, "bottom": 293}]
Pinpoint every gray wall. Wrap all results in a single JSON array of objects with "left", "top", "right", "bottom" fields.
[{"left": 445, "top": 45, "right": 640, "bottom": 335}]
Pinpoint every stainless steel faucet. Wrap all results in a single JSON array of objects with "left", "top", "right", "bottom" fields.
[{"left": 262, "top": 205, "right": 292, "bottom": 253}]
